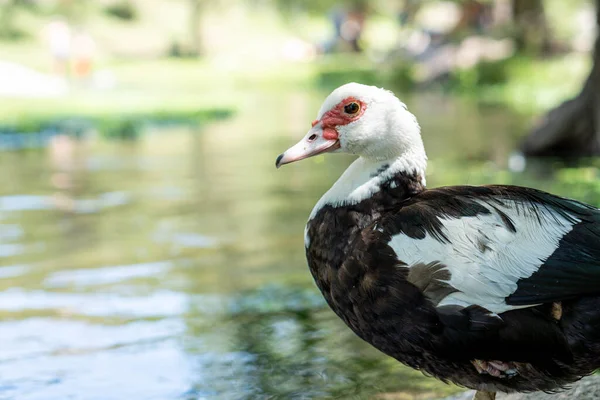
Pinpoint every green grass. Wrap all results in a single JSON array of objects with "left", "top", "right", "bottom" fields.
[
  {"left": 0, "top": 57, "right": 242, "bottom": 137},
  {"left": 0, "top": 55, "right": 366, "bottom": 138},
  {"left": 0, "top": 87, "right": 234, "bottom": 138}
]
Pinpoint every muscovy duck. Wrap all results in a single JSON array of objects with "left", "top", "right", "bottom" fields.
[{"left": 275, "top": 83, "right": 600, "bottom": 400}]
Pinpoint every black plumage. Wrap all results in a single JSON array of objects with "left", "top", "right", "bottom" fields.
[{"left": 305, "top": 172, "right": 600, "bottom": 393}]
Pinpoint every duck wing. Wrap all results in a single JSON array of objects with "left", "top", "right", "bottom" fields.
[{"left": 379, "top": 185, "right": 600, "bottom": 314}]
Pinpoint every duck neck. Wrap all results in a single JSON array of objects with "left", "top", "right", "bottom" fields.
[{"left": 309, "top": 152, "right": 427, "bottom": 221}]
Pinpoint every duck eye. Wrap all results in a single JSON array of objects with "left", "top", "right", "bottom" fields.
[{"left": 344, "top": 102, "right": 360, "bottom": 114}]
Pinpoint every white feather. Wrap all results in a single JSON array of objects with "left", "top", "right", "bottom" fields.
[
  {"left": 316, "top": 83, "right": 397, "bottom": 119},
  {"left": 304, "top": 225, "right": 310, "bottom": 248},
  {"left": 308, "top": 156, "right": 426, "bottom": 220},
  {"left": 308, "top": 83, "right": 427, "bottom": 220},
  {"left": 388, "top": 199, "right": 579, "bottom": 314}
]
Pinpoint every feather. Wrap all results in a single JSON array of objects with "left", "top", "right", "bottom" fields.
[{"left": 385, "top": 185, "right": 600, "bottom": 313}]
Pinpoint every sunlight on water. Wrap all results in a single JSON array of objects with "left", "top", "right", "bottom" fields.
[
  {"left": 0, "top": 265, "right": 29, "bottom": 279},
  {"left": 44, "top": 261, "right": 174, "bottom": 288},
  {"left": 1, "top": 88, "right": 596, "bottom": 400}
]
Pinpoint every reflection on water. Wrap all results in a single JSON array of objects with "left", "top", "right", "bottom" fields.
[{"left": 0, "top": 88, "right": 595, "bottom": 400}]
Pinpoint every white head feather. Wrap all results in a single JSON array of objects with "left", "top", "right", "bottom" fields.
[
  {"left": 307, "top": 83, "right": 428, "bottom": 221},
  {"left": 318, "top": 82, "right": 426, "bottom": 165}
]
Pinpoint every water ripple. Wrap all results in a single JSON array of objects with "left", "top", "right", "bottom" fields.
[
  {"left": 44, "top": 261, "right": 174, "bottom": 288},
  {"left": 0, "top": 265, "right": 30, "bottom": 279},
  {"left": 0, "top": 318, "right": 185, "bottom": 362},
  {"left": 0, "top": 243, "right": 24, "bottom": 258},
  {"left": 0, "top": 339, "right": 192, "bottom": 400},
  {"left": 0, "top": 289, "right": 188, "bottom": 318},
  {"left": 0, "top": 195, "right": 51, "bottom": 212},
  {"left": 0, "top": 192, "right": 130, "bottom": 215}
]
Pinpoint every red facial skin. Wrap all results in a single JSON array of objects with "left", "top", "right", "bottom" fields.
[{"left": 313, "top": 97, "right": 367, "bottom": 140}]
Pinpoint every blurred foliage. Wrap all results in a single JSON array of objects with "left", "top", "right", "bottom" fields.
[
  {"left": 450, "top": 58, "right": 512, "bottom": 88},
  {"left": 0, "top": 0, "right": 595, "bottom": 135},
  {"left": 272, "top": 0, "right": 368, "bottom": 15},
  {"left": 95, "top": 108, "right": 232, "bottom": 139},
  {"left": 312, "top": 52, "right": 588, "bottom": 115},
  {"left": 0, "top": 50, "right": 587, "bottom": 142},
  {"left": 512, "top": 0, "right": 550, "bottom": 55},
  {"left": 53, "top": 0, "right": 90, "bottom": 24},
  {"left": 0, "top": 108, "right": 232, "bottom": 140},
  {"left": 446, "top": 54, "right": 590, "bottom": 113},
  {"left": 555, "top": 164, "right": 600, "bottom": 206},
  {"left": 317, "top": 59, "right": 380, "bottom": 89},
  {"left": 0, "top": 0, "right": 35, "bottom": 39},
  {"left": 104, "top": 0, "right": 137, "bottom": 21}
]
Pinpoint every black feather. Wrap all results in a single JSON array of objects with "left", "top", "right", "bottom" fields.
[{"left": 305, "top": 173, "right": 600, "bottom": 393}]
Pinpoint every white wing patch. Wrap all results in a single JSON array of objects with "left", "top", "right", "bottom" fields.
[{"left": 388, "top": 199, "right": 579, "bottom": 314}]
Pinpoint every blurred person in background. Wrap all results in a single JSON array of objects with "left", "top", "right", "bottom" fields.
[
  {"left": 72, "top": 27, "right": 96, "bottom": 83},
  {"left": 322, "top": 2, "right": 367, "bottom": 54},
  {"left": 43, "top": 16, "right": 71, "bottom": 78}
]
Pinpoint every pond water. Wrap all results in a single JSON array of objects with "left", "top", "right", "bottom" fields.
[{"left": 0, "top": 88, "right": 597, "bottom": 400}]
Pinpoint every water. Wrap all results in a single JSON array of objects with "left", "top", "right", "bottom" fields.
[{"left": 0, "top": 88, "right": 597, "bottom": 400}]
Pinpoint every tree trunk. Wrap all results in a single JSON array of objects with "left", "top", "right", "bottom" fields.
[{"left": 521, "top": 0, "right": 600, "bottom": 157}]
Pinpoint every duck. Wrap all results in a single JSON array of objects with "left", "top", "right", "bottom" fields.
[{"left": 275, "top": 83, "right": 600, "bottom": 400}]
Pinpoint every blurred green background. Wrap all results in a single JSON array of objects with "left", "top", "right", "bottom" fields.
[{"left": 1, "top": 1, "right": 599, "bottom": 399}]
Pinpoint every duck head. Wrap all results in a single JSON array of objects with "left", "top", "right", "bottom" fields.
[{"left": 275, "top": 82, "right": 425, "bottom": 168}]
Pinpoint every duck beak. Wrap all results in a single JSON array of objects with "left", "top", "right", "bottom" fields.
[{"left": 276, "top": 127, "right": 340, "bottom": 168}]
